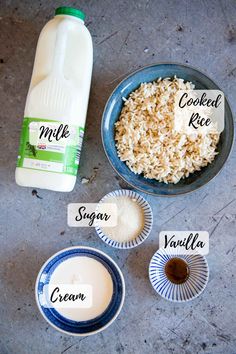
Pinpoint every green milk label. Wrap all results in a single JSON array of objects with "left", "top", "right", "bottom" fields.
[{"left": 17, "top": 117, "right": 84, "bottom": 176}]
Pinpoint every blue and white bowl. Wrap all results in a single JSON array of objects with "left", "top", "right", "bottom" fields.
[
  {"left": 35, "top": 246, "right": 125, "bottom": 336},
  {"left": 149, "top": 248, "right": 209, "bottom": 302},
  {"left": 95, "top": 189, "right": 153, "bottom": 249}
]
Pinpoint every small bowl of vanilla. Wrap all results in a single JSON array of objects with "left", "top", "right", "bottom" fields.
[{"left": 95, "top": 189, "right": 153, "bottom": 249}]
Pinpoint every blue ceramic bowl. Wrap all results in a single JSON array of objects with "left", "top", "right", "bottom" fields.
[
  {"left": 149, "top": 248, "right": 209, "bottom": 302},
  {"left": 101, "top": 63, "right": 234, "bottom": 196},
  {"left": 35, "top": 247, "right": 125, "bottom": 336},
  {"left": 95, "top": 189, "right": 153, "bottom": 249}
]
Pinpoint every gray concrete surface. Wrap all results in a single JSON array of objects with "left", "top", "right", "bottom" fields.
[{"left": 0, "top": 0, "right": 236, "bottom": 353}]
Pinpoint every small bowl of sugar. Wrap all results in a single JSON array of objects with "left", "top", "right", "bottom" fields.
[{"left": 95, "top": 189, "right": 153, "bottom": 249}]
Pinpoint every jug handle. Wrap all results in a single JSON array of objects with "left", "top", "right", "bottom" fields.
[{"left": 51, "top": 19, "right": 71, "bottom": 76}]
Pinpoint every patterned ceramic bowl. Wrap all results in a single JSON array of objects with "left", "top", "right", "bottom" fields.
[
  {"left": 149, "top": 248, "right": 209, "bottom": 302},
  {"left": 95, "top": 189, "right": 153, "bottom": 249},
  {"left": 35, "top": 246, "right": 125, "bottom": 336}
]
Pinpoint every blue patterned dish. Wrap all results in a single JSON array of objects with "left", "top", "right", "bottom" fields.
[
  {"left": 149, "top": 248, "right": 209, "bottom": 302},
  {"left": 101, "top": 63, "right": 234, "bottom": 196},
  {"left": 35, "top": 247, "right": 125, "bottom": 336},
  {"left": 95, "top": 189, "right": 153, "bottom": 249}
]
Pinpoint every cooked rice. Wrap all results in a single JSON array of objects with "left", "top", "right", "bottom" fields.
[{"left": 115, "top": 77, "right": 220, "bottom": 184}]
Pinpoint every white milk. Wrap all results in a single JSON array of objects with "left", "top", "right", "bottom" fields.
[
  {"left": 49, "top": 256, "right": 113, "bottom": 322},
  {"left": 15, "top": 7, "right": 93, "bottom": 192}
]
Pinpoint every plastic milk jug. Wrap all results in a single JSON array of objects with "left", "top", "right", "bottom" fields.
[{"left": 15, "top": 7, "right": 93, "bottom": 192}]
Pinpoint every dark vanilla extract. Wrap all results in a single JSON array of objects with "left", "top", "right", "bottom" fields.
[{"left": 165, "top": 257, "right": 189, "bottom": 284}]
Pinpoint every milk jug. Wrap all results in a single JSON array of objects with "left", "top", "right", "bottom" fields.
[{"left": 15, "top": 7, "right": 93, "bottom": 192}]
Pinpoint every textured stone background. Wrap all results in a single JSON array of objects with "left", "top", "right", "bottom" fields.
[{"left": 0, "top": 1, "right": 236, "bottom": 353}]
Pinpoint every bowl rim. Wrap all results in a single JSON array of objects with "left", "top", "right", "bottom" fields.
[
  {"left": 35, "top": 246, "right": 126, "bottom": 336},
  {"left": 95, "top": 189, "right": 153, "bottom": 249},
  {"left": 101, "top": 61, "right": 235, "bottom": 197},
  {"left": 148, "top": 248, "right": 210, "bottom": 302}
]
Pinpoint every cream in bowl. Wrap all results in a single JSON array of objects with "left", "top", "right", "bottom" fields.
[
  {"left": 48, "top": 256, "right": 113, "bottom": 322},
  {"left": 35, "top": 247, "right": 125, "bottom": 336},
  {"left": 95, "top": 189, "right": 153, "bottom": 249}
]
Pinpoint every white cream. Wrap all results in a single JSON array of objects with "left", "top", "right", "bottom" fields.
[{"left": 49, "top": 256, "right": 113, "bottom": 321}]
